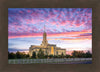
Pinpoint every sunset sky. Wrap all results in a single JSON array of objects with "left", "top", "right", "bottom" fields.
[{"left": 8, "top": 8, "right": 92, "bottom": 55}]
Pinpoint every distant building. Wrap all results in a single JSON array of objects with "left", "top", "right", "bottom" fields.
[{"left": 29, "top": 25, "right": 66, "bottom": 57}]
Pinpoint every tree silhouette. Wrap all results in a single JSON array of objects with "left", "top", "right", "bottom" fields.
[
  {"left": 71, "top": 50, "right": 92, "bottom": 58},
  {"left": 8, "top": 52, "right": 16, "bottom": 59},
  {"left": 66, "top": 54, "right": 71, "bottom": 58},
  {"left": 72, "top": 51, "right": 78, "bottom": 58},
  {"left": 8, "top": 51, "right": 30, "bottom": 59},
  {"left": 86, "top": 51, "right": 92, "bottom": 58},
  {"left": 16, "top": 51, "right": 22, "bottom": 59}
]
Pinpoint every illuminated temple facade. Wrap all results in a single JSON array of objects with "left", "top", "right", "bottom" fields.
[{"left": 29, "top": 25, "right": 66, "bottom": 57}]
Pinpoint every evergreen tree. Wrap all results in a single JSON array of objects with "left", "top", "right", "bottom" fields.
[
  {"left": 32, "top": 52, "right": 36, "bottom": 58},
  {"left": 37, "top": 48, "right": 44, "bottom": 59},
  {"left": 61, "top": 52, "right": 64, "bottom": 58}
]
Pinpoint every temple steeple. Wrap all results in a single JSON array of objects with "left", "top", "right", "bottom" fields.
[
  {"left": 44, "top": 23, "right": 45, "bottom": 32},
  {"left": 41, "top": 24, "right": 48, "bottom": 46}
]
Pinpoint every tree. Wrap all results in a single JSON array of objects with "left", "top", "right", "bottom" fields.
[
  {"left": 58, "top": 55, "right": 62, "bottom": 58},
  {"left": 72, "top": 51, "right": 79, "bottom": 58},
  {"left": 21, "top": 52, "right": 26, "bottom": 58},
  {"left": 37, "top": 48, "right": 44, "bottom": 59},
  {"left": 16, "top": 51, "right": 22, "bottom": 59},
  {"left": 26, "top": 54, "right": 29, "bottom": 58},
  {"left": 8, "top": 51, "right": 31, "bottom": 59},
  {"left": 44, "top": 55, "right": 48, "bottom": 58},
  {"left": 45, "top": 50, "right": 48, "bottom": 56},
  {"left": 85, "top": 51, "right": 92, "bottom": 58},
  {"left": 71, "top": 50, "right": 92, "bottom": 58},
  {"left": 44, "top": 50, "right": 48, "bottom": 58},
  {"left": 66, "top": 54, "right": 71, "bottom": 58},
  {"left": 8, "top": 52, "right": 16, "bottom": 59},
  {"left": 53, "top": 55, "right": 58, "bottom": 58},
  {"left": 32, "top": 52, "right": 36, "bottom": 58},
  {"left": 77, "top": 51, "right": 84, "bottom": 58},
  {"left": 72, "top": 51, "right": 85, "bottom": 58},
  {"left": 48, "top": 54, "right": 53, "bottom": 58},
  {"left": 61, "top": 52, "right": 64, "bottom": 58}
]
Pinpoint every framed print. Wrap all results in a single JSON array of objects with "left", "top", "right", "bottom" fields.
[{"left": 0, "top": 0, "right": 100, "bottom": 72}]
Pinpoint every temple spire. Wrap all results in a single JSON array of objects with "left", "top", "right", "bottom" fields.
[
  {"left": 41, "top": 24, "right": 48, "bottom": 46},
  {"left": 44, "top": 24, "right": 45, "bottom": 32}
]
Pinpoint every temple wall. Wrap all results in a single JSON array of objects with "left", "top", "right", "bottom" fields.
[{"left": 29, "top": 45, "right": 66, "bottom": 57}]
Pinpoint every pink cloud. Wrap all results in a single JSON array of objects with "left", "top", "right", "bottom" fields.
[
  {"left": 51, "top": 21, "right": 56, "bottom": 25},
  {"left": 27, "top": 10, "right": 31, "bottom": 13},
  {"left": 60, "top": 20, "right": 66, "bottom": 26},
  {"left": 19, "top": 11, "right": 23, "bottom": 13},
  {"left": 8, "top": 31, "right": 91, "bottom": 39}
]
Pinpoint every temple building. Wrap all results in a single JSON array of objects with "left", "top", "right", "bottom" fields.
[{"left": 29, "top": 24, "right": 66, "bottom": 57}]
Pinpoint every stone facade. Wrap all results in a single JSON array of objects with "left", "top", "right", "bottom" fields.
[{"left": 29, "top": 31, "right": 66, "bottom": 57}]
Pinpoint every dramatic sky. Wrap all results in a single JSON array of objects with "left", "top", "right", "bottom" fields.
[{"left": 8, "top": 8, "right": 92, "bottom": 54}]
